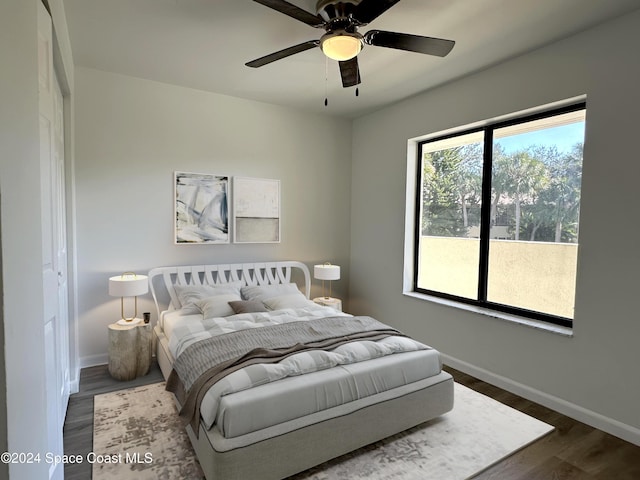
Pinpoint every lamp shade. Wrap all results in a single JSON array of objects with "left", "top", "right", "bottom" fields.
[
  {"left": 109, "top": 273, "right": 148, "bottom": 297},
  {"left": 314, "top": 264, "right": 340, "bottom": 281}
]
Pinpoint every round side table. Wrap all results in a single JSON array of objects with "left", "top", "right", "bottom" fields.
[
  {"left": 107, "top": 322, "right": 152, "bottom": 381},
  {"left": 312, "top": 296, "right": 343, "bottom": 312}
]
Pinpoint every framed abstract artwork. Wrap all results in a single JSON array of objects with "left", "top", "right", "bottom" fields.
[
  {"left": 233, "top": 177, "right": 280, "bottom": 243},
  {"left": 174, "top": 171, "right": 230, "bottom": 244}
]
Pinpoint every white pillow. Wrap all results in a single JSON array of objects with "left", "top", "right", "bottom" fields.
[
  {"left": 241, "top": 283, "right": 301, "bottom": 301},
  {"left": 263, "top": 293, "right": 315, "bottom": 311},
  {"left": 174, "top": 282, "right": 242, "bottom": 309},
  {"left": 196, "top": 293, "right": 242, "bottom": 319}
]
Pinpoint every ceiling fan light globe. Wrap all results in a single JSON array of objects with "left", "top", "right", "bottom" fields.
[{"left": 321, "top": 33, "right": 362, "bottom": 61}]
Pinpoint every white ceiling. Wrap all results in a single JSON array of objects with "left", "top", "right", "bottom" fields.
[{"left": 63, "top": 0, "right": 640, "bottom": 118}]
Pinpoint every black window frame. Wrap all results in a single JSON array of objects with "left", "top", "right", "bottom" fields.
[{"left": 413, "top": 102, "right": 586, "bottom": 329}]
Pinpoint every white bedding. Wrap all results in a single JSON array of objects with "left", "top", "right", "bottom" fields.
[
  {"left": 163, "top": 305, "right": 441, "bottom": 437},
  {"left": 164, "top": 304, "right": 350, "bottom": 358}
]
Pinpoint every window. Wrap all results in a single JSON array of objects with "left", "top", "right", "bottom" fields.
[{"left": 414, "top": 103, "right": 586, "bottom": 327}]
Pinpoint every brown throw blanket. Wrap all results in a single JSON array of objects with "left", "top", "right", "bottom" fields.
[{"left": 166, "top": 316, "right": 405, "bottom": 436}]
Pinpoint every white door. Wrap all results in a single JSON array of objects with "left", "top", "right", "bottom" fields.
[
  {"left": 53, "top": 47, "right": 71, "bottom": 418},
  {"left": 38, "top": 2, "right": 70, "bottom": 479}
]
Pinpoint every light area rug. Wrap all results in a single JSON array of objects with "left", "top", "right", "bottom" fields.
[
  {"left": 93, "top": 382, "right": 204, "bottom": 480},
  {"left": 93, "top": 381, "right": 553, "bottom": 480}
]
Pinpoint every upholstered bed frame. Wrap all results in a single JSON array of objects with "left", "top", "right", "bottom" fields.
[{"left": 149, "top": 261, "right": 454, "bottom": 480}]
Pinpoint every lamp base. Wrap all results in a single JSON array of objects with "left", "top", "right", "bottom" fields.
[{"left": 116, "top": 317, "right": 142, "bottom": 326}]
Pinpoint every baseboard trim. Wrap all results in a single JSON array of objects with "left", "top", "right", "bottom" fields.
[
  {"left": 79, "top": 354, "right": 158, "bottom": 371},
  {"left": 442, "top": 354, "right": 640, "bottom": 447},
  {"left": 80, "top": 353, "right": 108, "bottom": 369}
]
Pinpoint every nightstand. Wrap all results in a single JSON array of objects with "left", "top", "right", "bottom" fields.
[
  {"left": 313, "top": 296, "right": 343, "bottom": 312},
  {"left": 107, "top": 322, "right": 152, "bottom": 381}
]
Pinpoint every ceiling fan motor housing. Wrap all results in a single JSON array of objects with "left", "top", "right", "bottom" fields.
[
  {"left": 316, "top": 0, "right": 360, "bottom": 24},
  {"left": 316, "top": 0, "right": 363, "bottom": 61}
]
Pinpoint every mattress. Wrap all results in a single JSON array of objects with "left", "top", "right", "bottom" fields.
[
  {"left": 203, "top": 372, "right": 454, "bottom": 454},
  {"left": 211, "top": 348, "right": 442, "bottom": 438}
]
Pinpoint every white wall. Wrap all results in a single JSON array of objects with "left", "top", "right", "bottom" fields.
[
  {"left": 0, "top": 0, "right": 75, "bottom": 477},
  {"left": 350, "top": 10, "right": 640, "bottom": 444},
  {"left": 74, "top": 67, "right": 353, "bottom": 365}
]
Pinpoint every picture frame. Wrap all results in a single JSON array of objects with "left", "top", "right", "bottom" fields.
[
  {"left": 174, "top": 171, "right": 230, "bottom": 244},
  {"left": 233, "top": 177, "right": 281, "bottom": 243}
]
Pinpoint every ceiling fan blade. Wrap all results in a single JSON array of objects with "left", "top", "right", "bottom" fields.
[
  {"left": 339, "top": 57, "right": 361, "bottom": 88},
  {"left": 246, "top": 40, "right": 320, "bottom": 68},
  {"left": 364, "top": 30, "right": 455, "bottom": 57},
  {"left": 252, "top": 0, "right": 325, "bottom": 27},
  {"left": 354, "top": 0, "right": 401, "bottom": 24}
]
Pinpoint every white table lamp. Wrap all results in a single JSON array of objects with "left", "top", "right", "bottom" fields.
[
  {"left": 314, "top": 263, "right": 340, "bottom": 299},
  {"left": 109, "top": 272, "right": 148, "bottom": 326}
]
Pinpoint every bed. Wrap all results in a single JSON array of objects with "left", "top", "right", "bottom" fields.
[{"left": 149, "top": 260, "right": 454, "bottom": 480}]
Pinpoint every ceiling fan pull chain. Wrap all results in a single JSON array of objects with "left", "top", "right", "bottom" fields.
[{"left": 324, "top": 56, "right": 329, "bottom": 107}]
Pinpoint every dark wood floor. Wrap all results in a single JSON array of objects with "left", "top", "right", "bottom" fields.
[
  {"left": 63, "top": 362, "right": 640, "bottom": 479},
  {"left": 448, "top": 366, "right": 640, "bottom": 480},
  {"left": 63, "top": 363, "right": 164, "bottom": 480}
]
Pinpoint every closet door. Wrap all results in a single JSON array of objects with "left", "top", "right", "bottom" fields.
[
  {"left": 53, "top": 46, "right": 70, "bottom": 419},
  {"left": 38, "top": 2, "right": 69, "bottom": 479}
]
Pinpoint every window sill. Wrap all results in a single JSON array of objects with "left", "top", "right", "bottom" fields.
[{"left": 403, "top": 291, "right": 574, "bottom": 337}]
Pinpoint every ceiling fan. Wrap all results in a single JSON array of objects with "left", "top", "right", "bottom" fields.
[{"left": 245, "top": 0, "right": 455, "bottom": 88}]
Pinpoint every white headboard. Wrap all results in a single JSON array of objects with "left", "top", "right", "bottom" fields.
[{"left": 148, "top": 261, "right": 311, "bottom": 320}]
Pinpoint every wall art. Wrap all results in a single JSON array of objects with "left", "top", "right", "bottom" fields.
[
  {"left": 233, "top": 177, "right": 280, "bottom": 243},
  {"left": 174, "top": 171, "right": 229, "bottom": 244}
]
